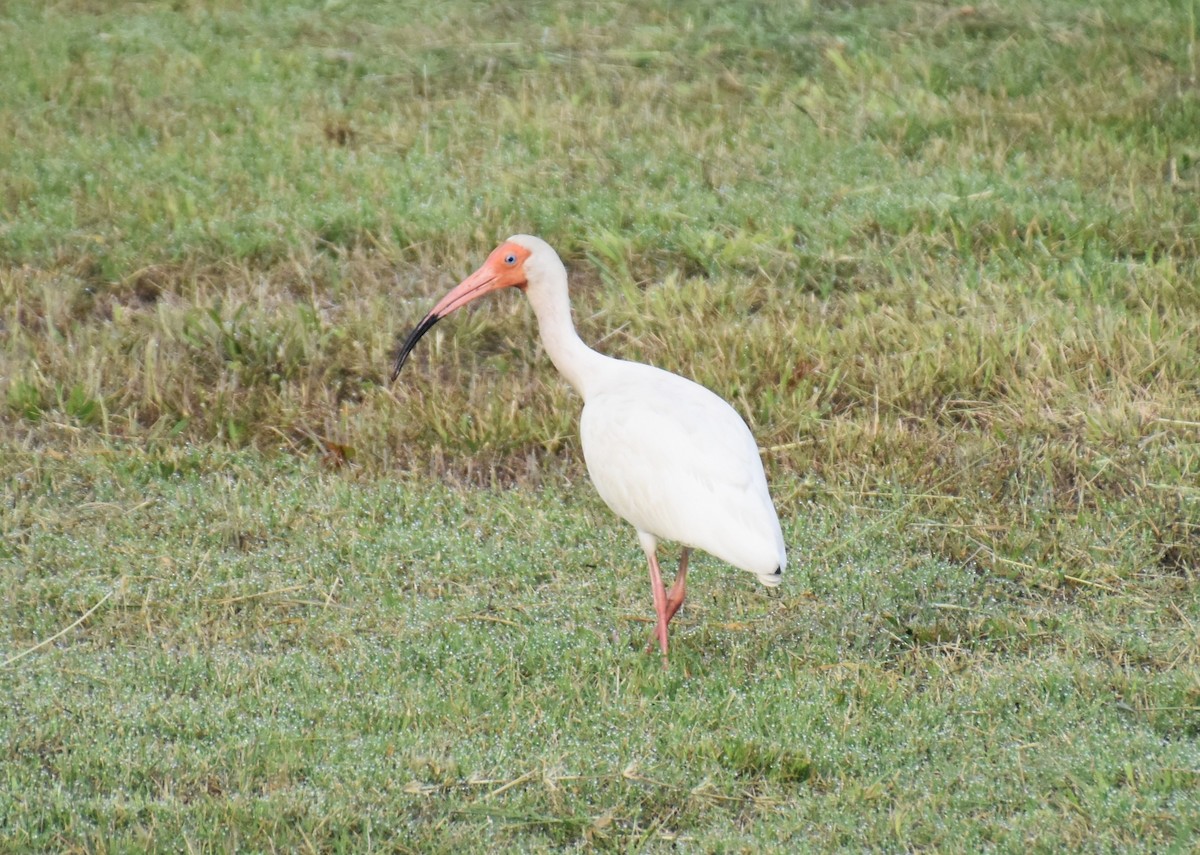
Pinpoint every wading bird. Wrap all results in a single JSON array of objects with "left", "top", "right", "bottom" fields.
[{"left": 392, "top": 236, "right": 785, "bottom": 661}]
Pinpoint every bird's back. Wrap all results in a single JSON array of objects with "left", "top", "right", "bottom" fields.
[{"left": 579, "top": 360, "right": 785, "bottom": 584}]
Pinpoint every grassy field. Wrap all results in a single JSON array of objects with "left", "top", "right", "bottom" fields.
[{"left": 2, "top": 0, "right": 1199, "bottom": 850}]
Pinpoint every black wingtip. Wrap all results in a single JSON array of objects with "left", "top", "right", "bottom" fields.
[{"left": 390, "top": 313, "right": 441, "bottom": 383}]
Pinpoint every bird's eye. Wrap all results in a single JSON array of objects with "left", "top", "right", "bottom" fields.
[{"left": 504, "top": 253, "right": 517, "bottom": 265}]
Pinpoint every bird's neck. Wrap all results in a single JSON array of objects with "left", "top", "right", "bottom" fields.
[{"left": 526, "top": 272, "right": 611, "bottom": 401}]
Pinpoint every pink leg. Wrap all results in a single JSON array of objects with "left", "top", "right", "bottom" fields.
[
  {"left": 645, "top": 547, "right": 690, "bottom": 656},
  {"left": 644, "top": 547, "right": 670, "bottom": 663},
  {"left": 663, "top": 547, "right": 690, "bottom": 624}
]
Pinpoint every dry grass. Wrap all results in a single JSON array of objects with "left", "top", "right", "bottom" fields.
[{"left": 4, "top": 237, "right": 1197, "bottom": 581}]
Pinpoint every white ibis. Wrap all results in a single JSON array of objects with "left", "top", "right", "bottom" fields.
[{"left": 393, "top": 235, "right": 785, "bottom": 660}]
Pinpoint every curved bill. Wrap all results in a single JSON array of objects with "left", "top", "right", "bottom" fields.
[
  {"left": 389, "top": 263, "right": 505, "bottom": 383},
  {"left": 390, "top": 312, "right": 441, "bottom": 382}
]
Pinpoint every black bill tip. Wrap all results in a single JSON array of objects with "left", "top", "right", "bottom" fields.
[{"left": 390, "top": 313, "right": 441, "bottom": 383}]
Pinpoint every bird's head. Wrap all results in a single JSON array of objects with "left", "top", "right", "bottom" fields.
[{"left": 391, "top": 235, "right": 564, "bottom": 381}]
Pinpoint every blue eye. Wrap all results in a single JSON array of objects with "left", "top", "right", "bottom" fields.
[{"left": 504, "top": 254, "right": 517, "bottom": 265}]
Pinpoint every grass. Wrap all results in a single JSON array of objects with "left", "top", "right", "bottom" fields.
[
  {"left": 2, "top": 0, "right": 1199, "bottom": 849},
  {"left": 4, "top": 447, "right": 1198, "bottom": 850}
]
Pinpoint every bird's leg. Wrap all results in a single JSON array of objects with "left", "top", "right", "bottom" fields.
[
  {"left": 643, "top": 548, "right": 670, "bottom": 663},
  {"left": 646, "top": 547, "right": 690, "bottom": 654},
  {"left": 663, "top": 547, "right": 690, "bottom": 624}
]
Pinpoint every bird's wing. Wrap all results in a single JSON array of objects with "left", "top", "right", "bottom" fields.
[{"left": 580, "top": 365, "right": 783, "bottom": 574}]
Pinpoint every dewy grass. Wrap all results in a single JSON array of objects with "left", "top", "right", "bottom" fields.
[
  {"left": 2, "top": 0, "right": 1199, "bottom": 849},
  {"left": 2, "top": 449, "right": 1198, "bottom": 851}
]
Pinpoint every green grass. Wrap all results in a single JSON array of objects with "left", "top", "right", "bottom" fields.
[
  {"left": 4, "top": 448, "right": 1198, "bottom": 851},
  {"left": 2, "top": 0, "right": 1200, "bottom": 849}
]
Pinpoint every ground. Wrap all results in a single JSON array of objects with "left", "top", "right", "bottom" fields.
[{"left": 2, "top": 1, "right": 1198, "bottom": 850}]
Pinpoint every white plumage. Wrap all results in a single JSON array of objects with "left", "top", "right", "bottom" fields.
[
  {"left": 581, "top": 362, "right": 785, "bottom": 584},
  {"left": 392, "top": 235, "right": 785, "bottom": 660}
]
